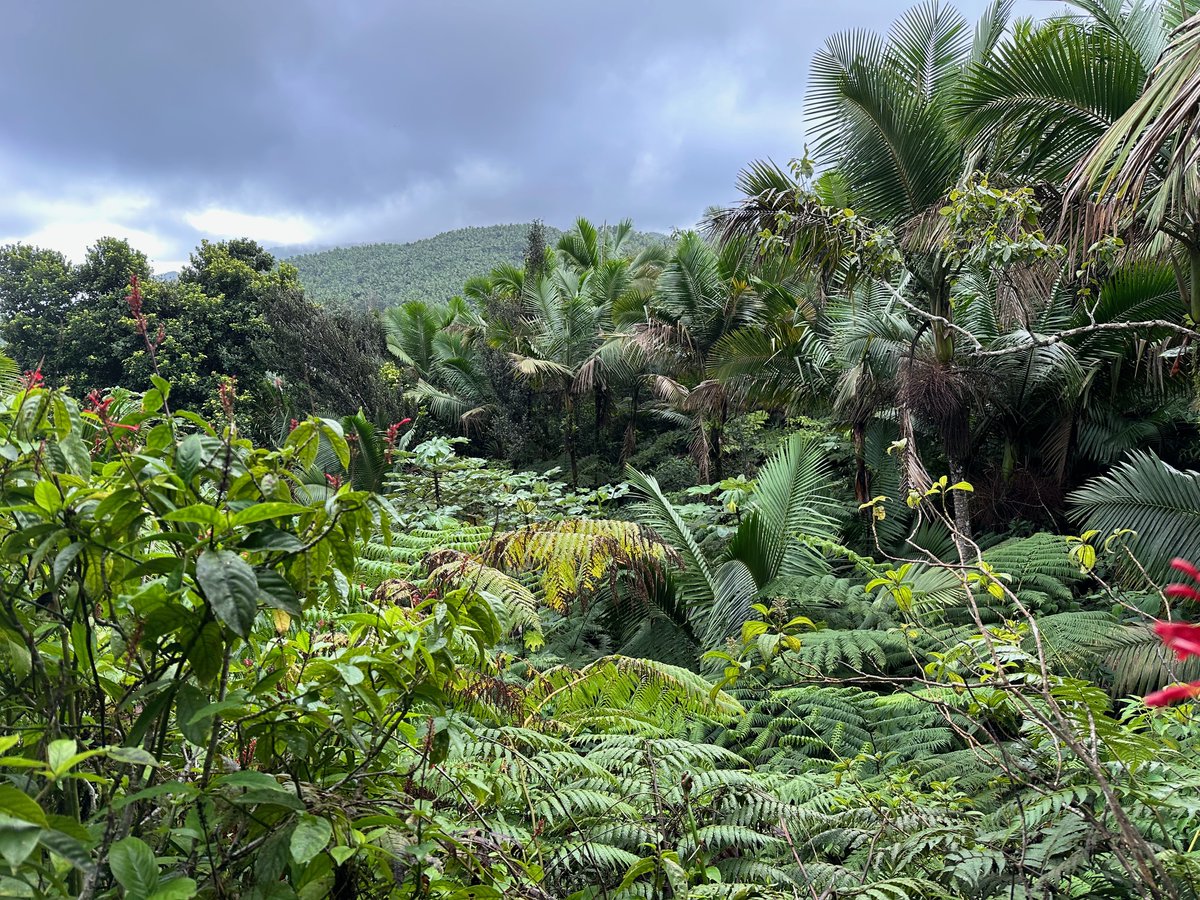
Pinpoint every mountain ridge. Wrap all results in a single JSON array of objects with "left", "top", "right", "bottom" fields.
[{"left": 286, "top": 222, "right": 671, "bottom": 308}]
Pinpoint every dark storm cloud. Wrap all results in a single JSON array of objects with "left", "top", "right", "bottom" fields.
[{"left": 0, "top": 0, "right": 1054, "bottom": 266}]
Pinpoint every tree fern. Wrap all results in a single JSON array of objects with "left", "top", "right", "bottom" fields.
[{"left": 481, "top": 519, "right": 677, "bottom": 612}]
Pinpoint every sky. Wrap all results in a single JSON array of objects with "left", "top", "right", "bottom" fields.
[{"left": 0, "top": 0, "right": 1059, "bottom": 273}]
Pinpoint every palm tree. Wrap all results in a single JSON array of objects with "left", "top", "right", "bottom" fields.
[
  {"left": 382, "top": 298, "right": 497, "bottom": 435},
  {"left": 710, "top": 1, "right": 1014, "bottom": 551},
  {"left": 956, "top": 1, "right": 1200, "bottom": 318},
  {"left": 1073, "top": 7, "right": 1200, "bottom": 317},
  {"left": 625, "top": 231, "right": 767, "bottom": 481},
  {"left": 508, "top": 269, "right": 607, "bottom": 487},
  {"left": 627, "top": 432, "right": 843, "bottom": 650},
  {"left": 954, "top": 0, "right": 1165, "bottom": 183}
]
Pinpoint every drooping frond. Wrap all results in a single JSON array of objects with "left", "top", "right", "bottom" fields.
[
  {"left": 480, "top": 519, "right": 679, "bottom": 612},
  {"left": 422, "top": 547, "right": 543, "bottom": 643},
  {"left": 1068, "top": 450, "right": 1200, "bottom": 581},
  {"left": 524, "top": 657, "right": 743, "bottom": 734}
]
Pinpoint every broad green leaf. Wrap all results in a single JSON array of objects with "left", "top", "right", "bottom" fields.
[
  {"left": 149, "top": 877, "right": 198, "bottom": 900},
  {"left": 109, "top": 836, "right": 159, "bottom": 898},
  {"left": 256, "top": 569, "right": 301, "bottom": 616},
  {"left": 316, "top": 419, "right": 350, "bottom": 469},
  {"left": 231, "top": 503, "right": 309, "bottom": 527},
  {"left": 51, "top": 542, "right": 85, "bottom": 587},
  {"left": 290, "top": 815, "right": 332, "bottom": 865},
  {"left": 38, "top": 828, "right": 94, "bottom": 871},
  {"left": 142, "top": 388, "right": 164, "bottom": 414},
  {"left": 58, "top": 435, "right": 92, "bottom": 477},
  {"left": 175, "top": 683, "right": 210, "bottom": 746},
  {"left": 0, "top": 786, "right": 48, "bottom": 828},
  {"left": 196, "top": 549, "right": 258, "bottom": 637},
  {"left": 186, "top": 622, "right": 224, "bottom": 684},
  {"left": 46, "top": 739, "right": 77, "bottom": 777},
  {"left": 164, "top": 505, "right": 225, "bottom": 528},
  {"left": 33, "top": 480, "right": 62, "bottom": 514},
  {"left": 175, "top": 434, "right": 204, "bottom": 483},
  {"left": 105, "top": 747, "right": 159, "bottom": 768},
  {"left": 150, "top": 374, "right": 171, "bottom": 398},
  {"left": 0, "top": 821, "right": 41, "bottom": 869}
]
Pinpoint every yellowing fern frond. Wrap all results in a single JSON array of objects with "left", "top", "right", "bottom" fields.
[{"left": 481, "top": 519, "right": 679, "bottom": 611}]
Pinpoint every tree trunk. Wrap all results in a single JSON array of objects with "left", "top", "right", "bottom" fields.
[
  {"left": 566, "top": 395, "right": 579, "bottom": 489},
  {"left": 1190, "top": 245, "right": 1200, "bottom": 324},
  {"left": 853, "top": 423, "right": 869, "bottom": 503},
  {"left": 713, "top": 398, "right": 728, "bottom": 482},
  {"left": 947, "top": 452, "right": 974, "bottom": 564},
  {"left": 622, "top": 383, "right": 640, "bottom": 465}
]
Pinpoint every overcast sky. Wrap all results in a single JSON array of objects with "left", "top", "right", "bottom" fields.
[{"left": 0, "top": 1, "right": 1059, "bottom": 272}]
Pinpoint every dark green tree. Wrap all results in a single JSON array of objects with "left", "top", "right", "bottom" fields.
[{"left": 0, "top": 243, "right": 78, "bottom": 377}]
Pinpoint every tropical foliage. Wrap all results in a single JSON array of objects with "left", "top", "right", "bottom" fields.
[{"left": 6, "top": 1, "right": 1200, "bottom": 898}]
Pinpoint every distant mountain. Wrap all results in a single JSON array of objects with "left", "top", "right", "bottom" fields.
[{"left": 287, "top": 223, "right": 671, "bottom": 308}]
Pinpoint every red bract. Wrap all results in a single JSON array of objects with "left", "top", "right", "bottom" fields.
[
  {"left": 1166, "top": 584, "right": 1200, "bottom": 602},
  {"left": 85, "top": 391, "right": 139, "bottom": 433},
  {"left": 1171, "top": 558, "right": 1200, "bottom": 581},
  {"left": 1154, "top": 620, "right": 1200, "bottom": 660},
  {"left": 20, "top": 368, "right": 43, "bottom": 389},
  {"left": 1145, "top": 681, "right": 1200, "bottom": 707},
  {"left": 127, "top": 274, "right": 147, "bottom": 335},
  {"left": 324, "top": 473, "right": 342, "bottom": 489}
]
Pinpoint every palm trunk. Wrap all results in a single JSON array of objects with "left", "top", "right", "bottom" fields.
[
  {"left": 565, "top": 394, "right": 579, "bottom": 489},
  {"left": 1190, "top": 245, "right": 1200, "bottom": 324},
  {"left": 713, "top": 398, "right": 728, "bottom": 482},
  {"left": 947, "top": 451, "right": 974, "bottom": 564},
  {"left": 853, "top": 423, "right": 869, "bottom": 504},
  {"left": 622, "top": 383, "right": 640, "bottom": 465},
  {"left": 930, "top": 281, "right": 956, "bottom": 365}
]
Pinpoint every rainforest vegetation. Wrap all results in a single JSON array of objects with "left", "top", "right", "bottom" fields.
[{"left": 5, "top": 1, "right": 1200, "bottom": 898}]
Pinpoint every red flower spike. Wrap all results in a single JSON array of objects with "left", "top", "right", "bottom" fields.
[
  {"left": 1166, "top": 584, "right": 1200, "bottom": 603},
  {"left": 1145, "top": 680, "right": 1200, "bottom": 707},
  {"left": 127, "top": 274, "right": 148, "bottom": 335},
  {"left": 1171, "top": 558, "right": 1200, "bottom": 582},
  {"left": 1154, "top": 620, "right": 1200, "bottom": 660}
]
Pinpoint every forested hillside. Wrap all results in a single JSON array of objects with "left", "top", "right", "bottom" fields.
[
  {"left": 290, "top": 222, "right": 671, "bottom": 307},
  {"left": 5, "top": 2, "right": 1200, "bottom": 899}
]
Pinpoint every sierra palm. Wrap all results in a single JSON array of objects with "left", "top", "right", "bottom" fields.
[
  {"left": 627, "top": 431, "right": 843, "bottom": 650},
  {"left": 710, "top": 1, "right": 1016, "bottom": 551}
]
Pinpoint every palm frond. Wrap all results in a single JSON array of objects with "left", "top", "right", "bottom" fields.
[{"left": 1068, "top": 449, "right": 1200, "bottom": 581}]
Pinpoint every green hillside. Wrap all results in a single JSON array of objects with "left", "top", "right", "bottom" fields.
[{"left": 289, "top": 222, "right": 670, "bottom": 307}]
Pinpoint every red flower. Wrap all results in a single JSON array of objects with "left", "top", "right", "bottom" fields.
[
  {"left": 20, "top": 368, "right": 43, "bottom": 389},
  {"left": 1172, "top": 558, "right": 1200, "bottom": 581},
  {"left": 85, "top": 390, "right": 139, "bottom": 432},
  {"left": 289, "top": 418, "right": 299, "bottom": 432},
  {"left": 1166, "top": 584, "right": 1200, "bottom": 602},
  {"left": 383, "top": 419, "right": 412, "bottom": 463},
  {"left": 1145, "top": 681, "right": 1200, "bottom": 707},
  {"left": 127, "top": 274, "right": 147, "bottom": 335},
  {"left": 1154, "top": 620, "right": 1200, "bottom": 660},
  {"left": 324, "top": 473, "right": 342, "bottom": 490}
]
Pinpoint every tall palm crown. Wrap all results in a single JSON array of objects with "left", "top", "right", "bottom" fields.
[{"left": 808, "top": 0, "right": 994, "bottom": 226}]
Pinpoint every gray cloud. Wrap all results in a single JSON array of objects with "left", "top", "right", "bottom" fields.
[{"left": 0, "top": 0, "right": 1058, "bottom": 268}]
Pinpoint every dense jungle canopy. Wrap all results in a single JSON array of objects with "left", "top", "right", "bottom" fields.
[{"left": 4, "top": 2, "right": 1200, "bottom": 898}]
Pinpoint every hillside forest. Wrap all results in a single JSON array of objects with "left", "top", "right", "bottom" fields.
[
  {"left": 4, "top": 2, "right": 1200, "bottom": 898},
  {"left": 288, "top": 223, "right": 670, "bottom": 309}
]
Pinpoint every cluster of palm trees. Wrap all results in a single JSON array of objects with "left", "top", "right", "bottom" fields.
[{"left": 384, "top": 0, "right": 1200, "bottom": 561}]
